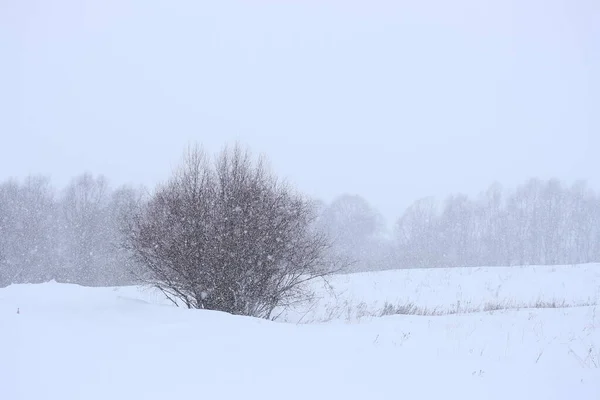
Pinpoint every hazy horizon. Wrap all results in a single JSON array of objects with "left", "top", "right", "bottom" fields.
[{"left": 2, "top": 0, "right": 598, "bottom": 223}]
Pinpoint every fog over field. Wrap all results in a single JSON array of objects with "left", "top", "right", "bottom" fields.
[{"left": 1, "top": 1, "right": 599, "bottom": 399}]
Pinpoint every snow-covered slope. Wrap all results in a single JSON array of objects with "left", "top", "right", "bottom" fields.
[
  {"left": 283, "top": 263, "right": 600, "bottom": 322},
  {"left": 1, "top": 265, "right": 599, "bottom": 400}
]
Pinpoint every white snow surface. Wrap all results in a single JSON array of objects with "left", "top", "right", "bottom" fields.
[
  {"left": 2, "top": 264, "right": 600, "bottom": 400},
  {"left": 281, "top": 263, "right": 600, "bottom": 322}
]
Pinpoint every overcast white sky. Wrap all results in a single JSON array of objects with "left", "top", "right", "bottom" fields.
[{"left": 1, "top": 0, "right": 598, "bottom": 223}]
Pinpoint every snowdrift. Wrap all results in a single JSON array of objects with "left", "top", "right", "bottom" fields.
[{"left": 1, "top": 264, "right": 599, "bottom": 400}]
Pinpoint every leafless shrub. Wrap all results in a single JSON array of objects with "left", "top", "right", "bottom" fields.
[{"left": 124, "top": 143, "right": 344, "bottom": 319}]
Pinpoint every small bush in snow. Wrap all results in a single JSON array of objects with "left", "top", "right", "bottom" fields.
[{"left": 124, "top": 143, "right": 344, "bottom": 319}]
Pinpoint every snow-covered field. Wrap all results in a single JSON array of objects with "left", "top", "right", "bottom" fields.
[
  {"left": 2, "top": 264, "right": 600, "bottom": 399},
  {"left": 283, "top": 263, "right": 600, "bottom": 322}
]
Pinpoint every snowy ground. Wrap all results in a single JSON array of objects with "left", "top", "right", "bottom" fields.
[
  {"left": 2, "top": 264, "right": 600, "bottom": 399},
  {"left": 282, "top": 263, "right": 600, "bottom": 322}
]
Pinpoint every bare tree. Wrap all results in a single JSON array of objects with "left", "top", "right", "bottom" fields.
[
  {"left": 104, "top": 185, "right": 147, "bottom": 285},
  {"left": 318, "top": 194, "right": 384, "bottom": 271},
  {"left": 124, "top": 144, "right": 342, "bottom": 319},
  {"left": 61, "top": 173, "right": 110, "bottom": 285},
  {"left": 395, "top": 197, "right": 440, "bottom": 267},
  {"left": 0, "top": 176, "right": 56, "bottom": 284}
]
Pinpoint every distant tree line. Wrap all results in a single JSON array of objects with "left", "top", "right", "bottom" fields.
[
  {"left": 1, "top": 152, "right": 600, "bottom": 290},
  {"left": 395, "top": 179, "right": 600, "bottom": 268},
  {"left": 0, "top": 174, "right": 142, "bottom": 287}
]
